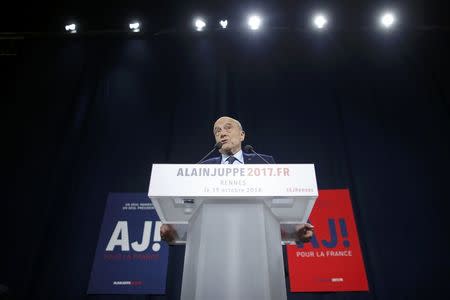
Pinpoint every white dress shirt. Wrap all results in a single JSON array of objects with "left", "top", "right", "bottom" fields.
[{"left": 220, "top": 149, "right": 244, "bottom": 164}]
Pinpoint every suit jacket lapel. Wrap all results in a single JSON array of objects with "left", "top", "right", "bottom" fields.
[{"left": 243, "top": 152, "right": 252, "bottom": 164}]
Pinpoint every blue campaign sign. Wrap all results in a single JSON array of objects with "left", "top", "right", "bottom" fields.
[{"left": 88, "top": 193, "right": 168, "bottom": 294}]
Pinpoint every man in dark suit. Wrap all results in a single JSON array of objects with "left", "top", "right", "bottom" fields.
[
  {"left": 200, "top": 116, "right": 275, "bottom": 165},
  {"left": 161, "top": 116, "right": 314, "bottom": 243}
]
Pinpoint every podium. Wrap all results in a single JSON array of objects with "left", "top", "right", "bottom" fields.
[{"left": 148, "top": 164, "right": 318, "bottom": 300}]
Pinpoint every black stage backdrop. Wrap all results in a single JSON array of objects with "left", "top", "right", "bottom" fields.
[{"left": 2, "top": 30, "right": 450, "bottom": 299}]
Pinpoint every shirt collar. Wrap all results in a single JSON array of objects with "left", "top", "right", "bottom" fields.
[{"left": 221, "top": 149, "right": 244, "bottom": 164}]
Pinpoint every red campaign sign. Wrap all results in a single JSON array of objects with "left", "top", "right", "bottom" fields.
[{"left": 287, "top": 189, "right": 369, "bottom": 292}]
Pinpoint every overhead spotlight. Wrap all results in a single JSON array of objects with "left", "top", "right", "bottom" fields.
[
  {"left": 312, "top": 13, "right": 328, "bottom": 30},
  {"left": 220, "top": 20, "right": 228, "bottom": 29},
  {"left": 379, "top": 11, "right": 396, "bottom": 29},
  {"left": 248, "top": 15, "right": 262, "bottom": 30},
  {"left": 195, "top": 18, "right": 206, "bottom": 31},
  {"left": 65, "top": 23, "right": 77, "bottom": 34},
  {"left": 129, "top": 22, "right": 140, "bottom": 32}
]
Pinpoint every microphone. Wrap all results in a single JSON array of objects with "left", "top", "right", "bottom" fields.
[
  {"left": 197, "top": 142, "right": 223, "bottom": 164},
  {"left": 244, "top": 145, "right": 272, "bottom": 164}
]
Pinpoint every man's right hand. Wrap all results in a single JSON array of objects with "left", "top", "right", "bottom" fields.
[{"left": 160, "top": 224, "right": 178, "bottom": 243}]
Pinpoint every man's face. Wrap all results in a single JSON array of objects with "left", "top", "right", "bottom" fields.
[{"left": 213, "top": 117, "right": 245, "bottom": 155}]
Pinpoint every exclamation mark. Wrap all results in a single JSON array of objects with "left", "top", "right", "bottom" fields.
[
  {"left": 152, "top": 221, "right": 162, "bottom": 252},
  {"left": 339, "top": 218, "right": 350, "bottom": 247}
]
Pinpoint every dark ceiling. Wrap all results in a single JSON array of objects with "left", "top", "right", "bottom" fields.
[{"left": 0, "top": 0, "right": 448, "bottom": 33}]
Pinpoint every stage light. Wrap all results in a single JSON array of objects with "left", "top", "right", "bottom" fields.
[
  {"left": 379, "top": 12, "right": 396, "bottom": 29},
  {"left": 129, "top": 22, "right": 140, "bottom": 32},
  {"left": 248, "top": 15, "right": 262, "bottom": 30},
  {"left": 220, "top": 20, "right": 228, "bottom": 29},
  {"left": 312, "top": 13, "right": 328, "bottom": 30},
  {"left": 195, "top": 18, "right": 206, "bottom": 31},
  {"left": 65, "top": 23, "right": 77, "bottom": 34}
]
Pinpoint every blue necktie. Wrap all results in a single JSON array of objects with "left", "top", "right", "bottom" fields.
[{"left": 227, "top": 156, "right": 237, "bottom": 164}]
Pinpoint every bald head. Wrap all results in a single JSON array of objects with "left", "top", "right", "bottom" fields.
[
  {"left": 214, "top": 116, "right": 243, "bottom": 131},
  {"left": 213, "top": 116, "right": 245, "bottom": 155}
]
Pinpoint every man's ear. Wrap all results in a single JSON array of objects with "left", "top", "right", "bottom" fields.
[{"left": 240, "top": 130, "right": 245, "bottom": 141}]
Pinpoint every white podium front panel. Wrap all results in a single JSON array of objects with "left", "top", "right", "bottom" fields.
[
  {"left": 181, "top": 202, "right": 287, "bottom": 300},
  {"left": 148, "top": 164, "right": 318, "bottom": 225}
]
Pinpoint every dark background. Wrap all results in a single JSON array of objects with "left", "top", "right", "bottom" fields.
[{"left": 1, "top": 1, "right": 449, "bottom": 299}]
